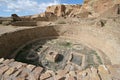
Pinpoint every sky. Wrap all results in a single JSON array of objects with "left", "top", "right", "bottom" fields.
[{"left": 0, "top": 0, "right": 83, "bottom": 17}]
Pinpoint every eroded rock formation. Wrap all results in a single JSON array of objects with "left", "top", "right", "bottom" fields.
[
  {"left": 43, "top": 0, "right": 120, "bottom": 18},
  {"left": 45, "top": 4, "right": 82, "bottom": 17}
]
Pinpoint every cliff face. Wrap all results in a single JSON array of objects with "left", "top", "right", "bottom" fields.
[
  {"left": 45, "top": 5, "right": 82, "bottom": 17},
  {"left": 43, "top": 0, "right": 120, "bottom": 18},
  {"left": 82, "top": 0, "right": 120, "bottom": 17}
]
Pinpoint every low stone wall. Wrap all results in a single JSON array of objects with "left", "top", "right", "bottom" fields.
[
  {"left": 33, "top": 17, "right": 57, "bottom": 21},
  {"left": 11, "top": 21, "right": 37, "bottom": 26},
  {"left": 33, "top": 17, "right": 48, "bottom": 21}
]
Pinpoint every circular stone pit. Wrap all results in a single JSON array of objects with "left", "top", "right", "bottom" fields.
[{"left": 15, "top": 38, "right": 103, "bottom": 72}]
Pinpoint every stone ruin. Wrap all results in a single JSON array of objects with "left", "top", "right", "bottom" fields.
[
  {"left": 0, "top": 24, "right": 120, "bottom": 79},
  {"left": 0, "top": 17, "right": 12, "bottom": 25},
  {"left": 0, "top": 0, "right": 120, "bottom": 80},
  {"left": 11, "top": 14, "right": 37, "bottom": 26},
  {"left": 11, "top": 14, "right": 22, "bottom": 22}
]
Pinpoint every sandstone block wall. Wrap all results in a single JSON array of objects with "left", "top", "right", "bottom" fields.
[
  {"left": 11, "top": 21, "right": 37, "bottom": 26},
  {"left": 0, "top": 26, "right": 59, "bottom": 58}
]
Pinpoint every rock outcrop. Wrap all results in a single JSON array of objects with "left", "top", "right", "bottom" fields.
[
  {"left": 82, "top": 0, "right": 120, "bottom": 17},
  {"left": 43, "top": 0, "right": 120, "bottom": 18},
  {"left": 45, "top": 4, "right": 82, "bottom": 17},
  {"left": 23, "top": 0, "right": 120, "bottom": 21},
  {"left": 31, "top": 12, "right": 57, "bottom": 21}
]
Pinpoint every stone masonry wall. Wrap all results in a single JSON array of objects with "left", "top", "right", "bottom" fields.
[
  {"left": 11, "top": 21, "right": 37, "bottom": 26},
  {"left": 0, "top": 26, "right": 59, "bottom": 58}
]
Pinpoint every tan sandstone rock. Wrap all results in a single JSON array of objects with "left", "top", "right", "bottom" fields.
[
  {"left": 43, "top": 0, "right": 120, "bottom": 18},
  {"left": 98, "top": 65, "right": 112, "bottom": 80},
  {"left": 40, "top": 72, "right": 52, "bottom": 80}
]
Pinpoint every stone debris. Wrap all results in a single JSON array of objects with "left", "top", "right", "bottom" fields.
[
  {"left": 4, "top": 67, "right": 16, "bottom": 76},
  {"left": 0, "top": 65, "right": 9, "bottom": 72},
  {"left": 8, "top": 62, "right": 23, "bottom": 69},
  {"left": 106, "top": 65, "right": 120, "bottom": 80},
  {"left": 90, "top": 67, "right": 100, "bottom": 80},
  {"left": 66, "top": 75, "right": 76, "bottom": 80},
  {"left": 2, "top": 59, "right": 14, "bottom": 65},
  {"left": 27, "top": 64, "right": 36, "bottom": 71},
  {"left": 55, "top": 70, "right": 68, "bottom": 80},
  {"left": 0, "top": 59, "right": 120, "bottom": 80},
  {"left": 98, "top": 65, "right": 112, "bottom": 80},
  {"left": 46, "top": 51, "right": 59, "bottom": 62},
  {"left": 40, "top": 72, "right": 52, "bottom": 80},
  {"left": 32, "top": 67, "right": 43, "bottom": 79},
  {"left": 10, "top": 68, "right": 23, "bottom": 78}
]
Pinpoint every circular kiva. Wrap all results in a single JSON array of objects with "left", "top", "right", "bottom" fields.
[
  {"left": 0, "top": 25, "right": 119, "bottom": 66},
  {"left": 15, "top": 38, "right": 103, "bottom": 71}
]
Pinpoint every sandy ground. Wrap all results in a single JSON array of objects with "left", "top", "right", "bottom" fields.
[{"left": 0, "top": 25, "right": 33, "bottom": 35}]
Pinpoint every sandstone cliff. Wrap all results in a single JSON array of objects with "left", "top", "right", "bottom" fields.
[
  {"left": 41, "top": 0, "right": 120, "bottom": 18},
  {"left": 82, "top": 0, "right": 120, "bottom": 17},
  {"left": 45, "top": 4, "right": 82, "bottom": 17}
]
